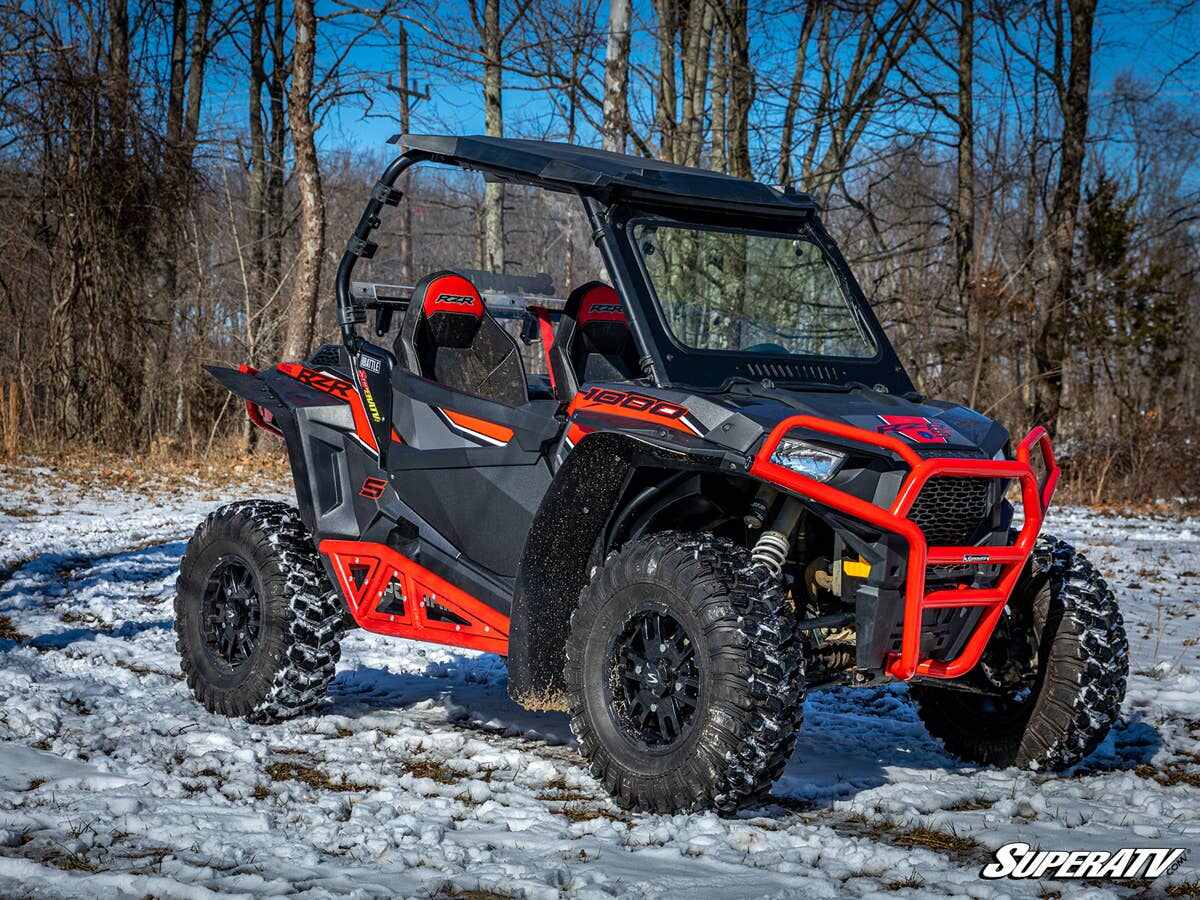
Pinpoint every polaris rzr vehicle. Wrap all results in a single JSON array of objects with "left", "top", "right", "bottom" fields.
[{"left": 176, "top": 135, "right": 1128, "bottom": 814}]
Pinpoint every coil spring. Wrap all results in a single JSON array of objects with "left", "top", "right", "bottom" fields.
[{"left": 750, "top": 530, "right": 789, "bottom": 578}]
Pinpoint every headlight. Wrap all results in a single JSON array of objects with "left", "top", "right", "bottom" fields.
[{"left": 769, "top": 437, "right": 846, "bottom": 482}]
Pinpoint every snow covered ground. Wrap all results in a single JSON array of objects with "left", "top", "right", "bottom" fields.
[{"left": 1, "top": 468, "right": 1199, "bottom": 899}]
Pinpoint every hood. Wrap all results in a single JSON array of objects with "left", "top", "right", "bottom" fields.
[{"left": 720, "top": 385, "right": 1011, "bottom": 460}]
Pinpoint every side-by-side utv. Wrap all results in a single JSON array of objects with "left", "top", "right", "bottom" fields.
[{"left": 175, "top": 135, "right": 1128, "bottom": 814}]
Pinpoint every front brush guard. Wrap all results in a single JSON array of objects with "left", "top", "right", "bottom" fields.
[{"left": 749, "top": 416, "right": 1059, "bottom": 682}]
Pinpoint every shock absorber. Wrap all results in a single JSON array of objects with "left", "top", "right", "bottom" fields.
[{"left": 750, "top": 497, "right": 803, "bottom": 578}]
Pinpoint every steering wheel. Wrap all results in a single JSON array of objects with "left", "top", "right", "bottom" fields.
[{"left": 744, "top": 342, "right": 789, "bottom": 355}]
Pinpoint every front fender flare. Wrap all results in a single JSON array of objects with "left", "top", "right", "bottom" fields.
[{"left": 508, "top": 429, "right": 729, "bottom": 706}]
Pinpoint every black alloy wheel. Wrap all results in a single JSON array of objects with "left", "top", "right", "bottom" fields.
[
  {"left": 607, "top": 609, "right": 700, "bottom": 750},
  {"left": 176, "top": 500, "right": 345, "bottom": 722},
  {"left": 201, "top": 557, "right": 263, "bottom": 668}
]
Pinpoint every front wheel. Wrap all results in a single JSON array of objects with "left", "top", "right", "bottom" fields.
[
  {"left": 911, "top": 535, "right": 1128, "bottom": 771},
  {"left": 564, "top": 532, "right": 805, "bottom": 814},
  {"left": 174, "top": 500, "right": 344, "bottom": 723}
]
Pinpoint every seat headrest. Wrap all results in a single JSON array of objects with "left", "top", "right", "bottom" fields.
[
  {"left": 575, "top": 283, "right": 626, "bottom": 326},
  {"left": 573, "top": 283, "right": 630, "bottom": 354},
  {"left": 420, "top": 272, "right": 485, "bottom": 348}
]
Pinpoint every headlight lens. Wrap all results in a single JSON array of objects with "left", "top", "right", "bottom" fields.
[{"left": 769, "top": 437, "right": 846, "bottom": 482}]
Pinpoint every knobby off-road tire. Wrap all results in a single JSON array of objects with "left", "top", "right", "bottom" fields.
[
  {"left": 175, "top": 500, "right": 343, "bottom": 723},
  {"left": 564, "top": 532, "right": 805, "bottom": 814},
  {"left": 911, "top": 534, "right": 1128, "bottom": 771}
]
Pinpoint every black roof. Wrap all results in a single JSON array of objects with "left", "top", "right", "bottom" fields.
[{"left": 393, "top": 134, "right": 815, "bottom": 215}]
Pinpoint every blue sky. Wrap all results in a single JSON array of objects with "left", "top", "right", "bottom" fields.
[{"left": 194, "top": 0, "right": 1200, "bottom": 175}]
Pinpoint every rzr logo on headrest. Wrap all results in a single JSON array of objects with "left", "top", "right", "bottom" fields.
[
  {"left": 433, "top": 293, "right": 476, "bottom": 306},
  {"left": 587, "top": 303, "right": 623, "bottom": 314}
]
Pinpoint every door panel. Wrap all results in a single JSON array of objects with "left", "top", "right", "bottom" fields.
[{"left": 387, "top": 368, "right": 562, "bottom": 580}]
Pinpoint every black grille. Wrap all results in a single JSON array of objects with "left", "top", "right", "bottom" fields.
[{"left": 908, "top": 477, "right": 993, "bottom": 546}]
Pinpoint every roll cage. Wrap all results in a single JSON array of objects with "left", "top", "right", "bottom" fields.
[{"left": 333, "top": 134, "right": 913, "bottom": 396}]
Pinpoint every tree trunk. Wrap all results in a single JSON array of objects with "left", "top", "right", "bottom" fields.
[
  {"left": 183, "top": 0, "right": 214, "bottom": 156},
  {"left": 282, "top": 0, "right": 325, "bottom": 361},
  {"left": 653, "top": 0, "right": 677, "bottom": 163},
  {"left": 726, "top": 0, "right": 752, "bottom": 179},
  {"left": 602, "top": 0, "right": 631, "bottom": 153},
  {"left": 166, "top": 0, "right": 187, "bottom": 157},
  {"left": 248, "top": 0, "right": 268, "bottom": 298},
  {"left": 777, "top": 3, "right": 817, "bottom": 187},
  {"left": 107, "top": 0, "right": 130, "bottom": 151},
  {"left": 265, "top": 0, "right": 287, "bottom": 353},
  {"left": 954, "top": 0, "right": 975, "bottom": 366},
  {"left": 243, "top": 0, "right": 268, "bottom": 452},
  {"left": 398, "top": 24, "right": 414, "bottom": 282},
  {"left": 482, "top": 0, "right": 505, "bottom": 272},
  {"left": 679, "top": 0, "right": 714, "bottom": 168},
  {"left": 710, "top": 20, "right": 727, "bottom": 173},
  {"left": 1034, "top": 0, "right": 1097, "bottom": 433}
]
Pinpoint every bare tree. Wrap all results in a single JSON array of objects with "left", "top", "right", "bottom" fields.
[
  {"left": 602, "top": 0, "right": 631, "bottom": 152},
  {"left": 283, "top": 0, "right": 324, "bottom": 360}
]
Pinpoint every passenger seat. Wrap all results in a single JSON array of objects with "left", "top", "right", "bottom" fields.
[{"left": 549, "top": 282, "right": 641, "bottom": 401}]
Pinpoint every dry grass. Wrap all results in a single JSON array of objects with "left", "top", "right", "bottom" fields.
[
  {"left": 557, "top": 802, "right": 625, "bottom": 824},
  {"left": 1165, "top": 881, "right": 1200, "bottom": 897},
  {"left": 536, "top": 789, "right": 594, "bottom": 803},
  {"left": 1135, "top": 762, "right": 1200, "bottom": 788},
  {"left": 61, "top": 696, "right": 92, "bottom": 717},
  {"left": 0, "top": 614, "right": 26, "bottom": 642},
  {"left": 404, "top": 758, "right": 459, "bottom": 785},
  {"left": 2, "top": 440, "right": 289, "bottom": 498},
  {"left": 840, "top": 814, "right": 984, "bottom": 860},
  {"left": 943, "top": 796, "right": 994, "bottom": 812},
  {"left": 890, "top": 824, "right": 982, "bottom": 856},
  {"left": 41, "top": 845, "right": 102, "bottom": 873},
  {"left": 432, "top": 889, "right": 512, "bottom": 900},
  {"left": 60, "top": 611, "right": 111, "bottom": 630},
  {"left": 112, "top": 659, "right": 183, "bottom": 681},
  {"left": 885, "top": 874, "right": 925, "bottom": 891},
  {"left": 264, "top": 761, "right": 372, "bottom": 792}
]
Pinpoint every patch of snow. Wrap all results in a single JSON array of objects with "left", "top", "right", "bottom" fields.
[{"left": 1, "top": 482, "right": 1198, "bottom": 898}]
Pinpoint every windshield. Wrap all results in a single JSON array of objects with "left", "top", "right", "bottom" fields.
[{"left": 632, "top": 222, "right": 877, "bottom": 359}]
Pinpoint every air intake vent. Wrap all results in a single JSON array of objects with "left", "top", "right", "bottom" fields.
[{"left": 744, "top": 361, "right": 843, "bottom": 382}]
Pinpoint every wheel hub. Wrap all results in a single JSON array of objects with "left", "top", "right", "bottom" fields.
[
  {"left": 608, "top": 610, "right": 700, "bottom": 749},
  {"left": 201, "top": 558, "right": 262, "bottom": 668}
]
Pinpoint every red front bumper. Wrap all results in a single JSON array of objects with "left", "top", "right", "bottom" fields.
[{"left": 749, "top": 416, "right": 1060, "bottom": 682}]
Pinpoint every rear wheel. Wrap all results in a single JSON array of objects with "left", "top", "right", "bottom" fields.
[
  {"left": 910, "top": 535, "right": 1128, "bottom": 770},
  {"left": 175, "top": 500, "right": 344, "bottom": 723},
  {"left": 564, "top": 532, "right": 805, "bottom": 814}
]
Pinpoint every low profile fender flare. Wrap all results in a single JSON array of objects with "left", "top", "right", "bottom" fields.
[
  {"left": 204, "top": 365, "right": 321, "bottom": 533},
  {"left": 508, "top": 428, "right": 718, "bottom": 706}
]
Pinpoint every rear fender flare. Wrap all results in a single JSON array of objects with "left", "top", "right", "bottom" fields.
[{"left": 205, "top": 365, "right": 321, "bottom": 534}]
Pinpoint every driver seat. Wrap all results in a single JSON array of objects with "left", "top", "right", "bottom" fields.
[
  {"left": 549, "top": 281, "right": 642, "bottom": 401},
  {"left": 396, "top": 270, "right": 529, "bottom": 407}
]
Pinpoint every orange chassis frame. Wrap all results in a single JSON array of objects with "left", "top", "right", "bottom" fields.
[{"left": 749, "top": 416, "right": 1060, "bottom": 682}]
